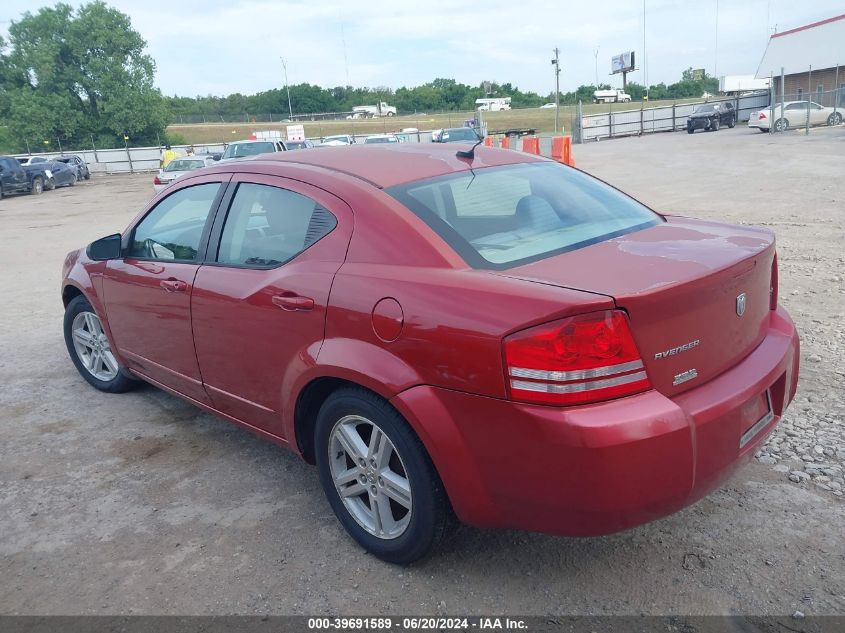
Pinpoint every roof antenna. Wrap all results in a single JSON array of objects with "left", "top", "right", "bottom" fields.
[{"left": 456, "top": 136, "right": 484, "bottom": 160}]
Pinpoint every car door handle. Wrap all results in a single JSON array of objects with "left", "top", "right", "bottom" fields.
[
  {"left": 272, "top": 294, "right": 314, "bottom": 311},
  {"left": 160, "top": 278, "right": 187, "bottom": 292}
]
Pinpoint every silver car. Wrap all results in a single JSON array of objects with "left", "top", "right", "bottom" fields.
[
  {"left": 153, "top": 156, "right": 215, "bottom": 193},
  {"left": 748, "top": 101, "right": 844, "bottom": 132}
]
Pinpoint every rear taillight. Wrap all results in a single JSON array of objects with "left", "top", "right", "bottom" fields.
[
  {"left": 153, "top": 175, "right": 162, "bottom": 185},
  {"left": 504, "top": 310, "right": 651, "bottom": 406},
  {"left": 759, "top": 112, "right": 767, "bottom": 120},
  {"left": 770, "top": 253, "right": 779, "bottom": 310}
]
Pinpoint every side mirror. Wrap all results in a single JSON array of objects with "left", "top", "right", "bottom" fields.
[
  {"left": 87, "top": 233, "right": 122, "bottom": 261},
  {"left": 212, "top": 153, "right": 222, "bottom": 161}
]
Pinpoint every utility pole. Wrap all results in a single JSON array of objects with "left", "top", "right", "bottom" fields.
[
  {"left": 715, "top": 0, "right": 719, "bottom": 77},
  {"left": 593, "top": 47, "right": 600, "bottom": 87},
  {"left": 551, "top": 47, "right": 561, "bottom": 134},
  {"left": 280, "top": 57, "right": 293, "bottom": 120}
]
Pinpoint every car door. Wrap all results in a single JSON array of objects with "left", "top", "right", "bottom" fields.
[
  {"left": 101, "top": 174, "right": 229, "bottom": 403},
  {"left": 0, "top": 158, "right": 21, "bottom": 192},
  {"left": 809, "top": 102, "right": 826, "bottom": 125},
  {"left": 190, "top": 173, "right": 353, "bottom": 437}
]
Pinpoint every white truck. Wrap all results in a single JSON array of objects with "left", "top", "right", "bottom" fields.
[
  {"left": 351, "top": 102, "right": 397, "bottom": 118},
  {"left": 593, "top": 89, "right": 632, "bottom": 103},
  {"left": 719, "top": 75, "right": 770, "bottom": 94},
  {"left": 475, "top": 97, "right": 512, "bottom": 112}
]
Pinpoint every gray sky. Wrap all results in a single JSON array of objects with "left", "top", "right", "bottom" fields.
[{"left": 2, "top": 0, "right": 843, "bottom": 97}]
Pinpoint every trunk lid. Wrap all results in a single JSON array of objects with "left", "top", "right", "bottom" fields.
[{"left": 499, "top": 217, "right": 775, "bottom": 397}]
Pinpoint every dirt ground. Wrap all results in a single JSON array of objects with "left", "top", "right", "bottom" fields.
[{"left": 0, "top": 126, "right": 843, "bottom": 616}]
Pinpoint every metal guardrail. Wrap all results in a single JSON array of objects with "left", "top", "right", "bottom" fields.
[{"left": 577, "top": 93, "right": 771, "bottom": 141}]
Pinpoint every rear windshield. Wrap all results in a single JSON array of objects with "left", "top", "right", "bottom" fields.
[
  {"left": 222, "top": 142, "right": 275, "bottom": 158},
  {"left": 386, "top": 162, "right": 661, "bottom": 269},
  {"left": 165, "top": 159, "right": 206, "bottom": 171}
]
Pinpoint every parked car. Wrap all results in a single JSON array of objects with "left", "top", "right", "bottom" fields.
[
  {"left": 61, "top": 145, "right": 799, "bottom": 564},
  {"left": 321, "top": 135, "right": 356, "bottom": 146},
  {"left": 432, "top": 127, "right": 480, "bottom": 143},
  {"left": 363, "top": 134, "right": 399, "bottom": 144},
  {"left": 220, "top": 140, "right": 286, "bottom": 161},
  {"left": 748, "top": 101, "right": 843, "bottom": 132},
  {"left": 539, "top": 102, "right": 557, "bottom": 109},
  {"left": 0, "top": 155, "right": 49, "bottom": 196},
  {"left": 687, "top": 102, "right": 735, "bottom": 133},
  {"left": 17, "top": 156, "right": 50, "bottom": 167},
  {"left": 282, "top": 139, "right": 314, "bottom": 150},
  {"left": 153, "top": 156, "right": 216, "bottom": 193},
  {"left": 54, "top": 155, "right": 90, "bottom": 180},
  {"left": 42, "top": 160, "right": 78, "bottom": 189}
]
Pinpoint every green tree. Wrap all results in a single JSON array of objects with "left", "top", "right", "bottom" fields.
[{"left": 2, "top": 1, "right": 168, "bottom": 151}]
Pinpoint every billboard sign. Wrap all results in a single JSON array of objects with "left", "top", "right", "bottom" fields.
[
  {"left": 692, "top": 68, "right": 705, "bottom": 81},
  {"left": 286, "top": 124, "right": 305, "bottom": 141},
  {"left": 611, "top": 51, "right": 635, "bottom": 74}
]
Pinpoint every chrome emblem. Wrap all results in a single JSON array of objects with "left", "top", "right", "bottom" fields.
[
  {"left": 673, "top": 368, "right": 698, "bottom": 386},
  {"left": 736, "top": 293, "right": 747, "bottom": 317},
  {"left": 654, "top": 339, "right": 700, "bottom": 360}
]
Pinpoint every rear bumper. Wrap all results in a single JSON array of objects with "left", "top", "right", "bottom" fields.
[{"left": 391, "top": 306, "right": 799, "bottom": 536}]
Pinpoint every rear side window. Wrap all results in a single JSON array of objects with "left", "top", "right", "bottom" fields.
[
  {"left": 216, "top": 183, "right": 337, "bottom": 268},
  {"left": 386, "top": 162, "right": 661, "bottom": 269}
]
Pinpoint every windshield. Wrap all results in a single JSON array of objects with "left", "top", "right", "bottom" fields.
[
  {"left": 440, "top": 128, "right": 479, "bottom": 142},
  {"left": 364, "top": 136, "right": 398, "bottom": 144},
  {"left": 222, "top": 142, "right": 275, "bottom": 158},
  {"left": 694, "top": 104, "right": 719, "bottom": 113},
  {"left": 324, "top": 136, "right": 350, "bottom": 143},
  {"left": 165, "top": 159, "right": 206, "bottom": 172},
  {"left": 386, "top": 162, "right": 662, "bottom": 269},
  {"left": 285, "top": 141, "right": 307, "bottom": 150}
]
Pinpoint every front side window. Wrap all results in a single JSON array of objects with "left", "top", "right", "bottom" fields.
[
  {"left": 129, "top": 183, "right": 221, "bottom": 261},
  {"left": 216, "top": 183, "right": 337, "bottom": 268},
  {"left": 386, "top": 162, "right": 661, "bottom": 269}
]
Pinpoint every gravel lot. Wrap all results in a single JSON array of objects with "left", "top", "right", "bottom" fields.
[{"left": 1, "top": 126, "right": 843, "bottom": 616}]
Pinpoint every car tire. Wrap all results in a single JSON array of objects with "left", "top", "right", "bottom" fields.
[
  {"left": 827, "top": 112, "right": 842, "bottom": 126},
  {"left": 687, "top": 126, "right": 694, "bottom": 134},
  {"left": 712, "top": 118, "right": 720, "bottom": 131},
  {"left": 315, "top": 387, "right": 453, "bottom": 564},
  {"left": 728, "top": 117, "right": 735, "bottom": 128},
  {"left": 759, "top": 128, "right": 769, "bottom": 133},
  {"left": 69, "top": 173, "right": 77, "bottom": 187},
  {"left": 84, "top": 172, "right": 91, "bottom": 180},
  {"left": 30, "top": 177, "right": 43, "bottom": 195},
  {"left": 774, "top": 118, "right": 789, "bottom": 132},
  {"left": 64, "top": 295, "right": 137, "bottom": 393}
]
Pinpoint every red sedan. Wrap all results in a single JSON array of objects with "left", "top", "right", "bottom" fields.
[{"left": 61, "top": 144, "right": 800, "bottom": 563}]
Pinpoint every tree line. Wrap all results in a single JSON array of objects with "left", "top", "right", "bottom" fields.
[
  {"left": 0, "top": 2, "right": 721, "bottom": 154},
  {"left": 165, "top": 71, "right": 719, "bottom": 120}
]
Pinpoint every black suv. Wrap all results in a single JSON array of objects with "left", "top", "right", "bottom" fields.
[{"left": 687, "top": 102, "right": 735, "bottom": 133}]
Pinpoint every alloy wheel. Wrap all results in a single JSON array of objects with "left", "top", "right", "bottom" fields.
[
  {"left": 71, "top": 311, "right": 120, "bottom": 381},
  {"left": 328, "top": 414, "right": 412, "bottom": 539}
]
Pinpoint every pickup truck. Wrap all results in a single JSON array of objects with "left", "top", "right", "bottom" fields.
[{"left": 0, "top": 155, "right": 49, "bottom": 197}]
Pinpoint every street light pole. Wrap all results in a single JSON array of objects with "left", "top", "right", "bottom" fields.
[
  {"left": 280, "top": 57, "right": 293, "bottom": 120},
  {"left": 594, "top": 47, "right": 599, "bottom": 87},
  {"left": 552, "top": 47, "right": 561, "bottom": 134}
]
